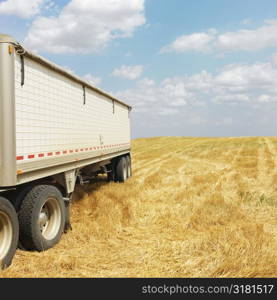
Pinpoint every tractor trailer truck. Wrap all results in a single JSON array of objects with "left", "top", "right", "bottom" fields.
[{"left": 0, "top": 34, "right": 132, "bottom": 269}]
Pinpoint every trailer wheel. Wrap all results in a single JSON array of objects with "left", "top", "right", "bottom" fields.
[
  {"left": 0, "top": 197, "right": 19, "bottom": 269},
  {"left": 13, "top": 186, "right": 33, "bottom": 212},
  {"left": 116, "top": 157, "right": 128, "bottom": 182},
  {"left": 125, "top": 156, "right": 132, "bottom": 178},
  {"left": 18, "top": 185, "right": 65, "bottom": 251}
]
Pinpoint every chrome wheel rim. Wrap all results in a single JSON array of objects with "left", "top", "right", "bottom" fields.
[
  {"left": 39, "top": 198, "right": 61, "bottom": 240},
  {"left": 0, "top": 211, "right": 13, "bottom": 260},
  {"left": 123, "top": 162, "right": 127, "bottom": 181},
  {"left": 127, "top": 162, "right": 131, "bottom": 178}
]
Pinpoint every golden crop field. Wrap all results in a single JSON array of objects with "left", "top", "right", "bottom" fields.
[{"left": 1, "top": 137, "right": 277, "bottom": 277}]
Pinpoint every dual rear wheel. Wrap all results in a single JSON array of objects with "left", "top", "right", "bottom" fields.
[
  {"left": 0, "top": 185, "right": 65, "bottom": 269},
  {"left": 18, "top": 185, "right": 65, "bottom": 251},
  {"left": 1, "top": 156, "right": 131, "bottom": 269},
  {"left": 115, "top": 155, "right": 132, "bottom": 182}
]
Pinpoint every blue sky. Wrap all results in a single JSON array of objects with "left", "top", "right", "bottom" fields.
[{"left": 1, "top": 0, "right": 277, "bottom": 138}]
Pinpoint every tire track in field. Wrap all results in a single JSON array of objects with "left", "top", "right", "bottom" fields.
[
  {"left": 134, "top": 139, "right": 210, "bottom": 178},
  {"left": 242, "top": 138, "right": 277, "bottom": 228},
  {"left": 257, "top": 138, "right": 267, "bottom": 181},
  {"left": 242, "top": 138, "right": 277, "bottom": 236},
  {"left": 257, "top": 138, "right": 274, "bottom": 189},
  {"left": 175, "top": 138, "right": 243, "bottom": 194},
  {"left": 218, "top": 139, "right": 261, "bottom": 199},
  {"left": 264, "top": 138, "right": 277, "bottom": 172},
  {"left": 213, "top": 142, "right": 245, "bottom": 198},
  {"left": 133, "top": 137, "right": 200, "bottom": 159},
  {"left": 136, "top": 138, "right": 224, "bottom": 192}
]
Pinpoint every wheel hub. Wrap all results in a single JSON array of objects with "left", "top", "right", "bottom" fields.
[
  {"left": 39, "top": 206, "right": 49, "bottom": 233},
  {"left": 38, "top": 198, "right": 62, "bottom": 240},
  {"left": 0, "top": 211, "right": 13, "bottom": 260}
]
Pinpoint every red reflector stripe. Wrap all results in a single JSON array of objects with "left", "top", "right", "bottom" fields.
[{"left": 16, "top": 143, "right": 130, "bottom": 162}]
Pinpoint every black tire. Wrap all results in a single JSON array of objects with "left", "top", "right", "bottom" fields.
[
  {"left": 116, "top": 156, "right": 128, "bottom": 182},
  {"left": 125, "top": 155, "right": 132, "bottom": 178},
  {"left": 18, "top": 185, "right": 65, "bottom": 251},
  {"left": 2, "top": 186, "right": 34, "bottom": 213},
  {"left": 0, "top": 197, "right": 19, "bottom": 269},
  {"left": 13, "top": 186, "right": 33, "bottom": 212}
]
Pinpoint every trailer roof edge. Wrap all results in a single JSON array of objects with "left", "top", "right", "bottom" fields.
[{"left": 0, "top": 34, "right": 132, "bottom": 110}]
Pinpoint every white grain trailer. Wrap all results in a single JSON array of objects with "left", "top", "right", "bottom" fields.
[{"left": 0, "top": 34, "right": 132, "bottom": 269}]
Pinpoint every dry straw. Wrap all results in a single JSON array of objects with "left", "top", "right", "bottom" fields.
[{"left": 1, "top": 137, "right": 277, "bottom": 277}]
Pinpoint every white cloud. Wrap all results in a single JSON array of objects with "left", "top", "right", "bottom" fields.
[
  {"left": 115, "top": 58, "right": 277, "bottom": 120},
  {"left": 157, "top": 108, "right": 179, "bottom": 116},
  {"left": 161, "top": 29, "right": 217, "bottom": 54},
  {"left": 125, "top": 51, "right": 132, "bottom": 57},
  {"left": 216, "top": 20, "right": 277, "bottom": 52},
  {"left": 115, "top": 76, "right": 201, "bottom": 116},
  {"left": 161, "top": 20, "right": 277, "bottom": 55},
  {"left": 242, "top": 19, "right": 252, "bottom": 25},
  {"left": 112, "top": 65, "right": 143, "bottom": 80},
  {"left": 57, "top": 66, "right": 102, "bottom": 86},
  {"left": 83, "top": 73, "right": 102, "bottom": 86},
  {"left": 0, "top": 0, "right": 45, "bottom": 18},
  {"left": 271, "top": 53, "right": 277, "bottom": 65},
  {"left": 114, "top": 57, "right": 277, "bottom": 137},
  {"left": 257, "top": 94, "right": 277, "bottom": 103},
  {"left": 214, "top": 62, "right": 277, "bottom": 93},
  {"left": 258, "top": 94, "right": 271, "bottom": 103},
  {"left": 25, "top": 0, "right": 145, "bottom": 54},
  {"left": 213, "top": 94, "right": 250, "bottom": 103}
]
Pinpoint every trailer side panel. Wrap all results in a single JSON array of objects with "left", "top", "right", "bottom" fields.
[{"left": 14, "top": 54, "right": 131, "bottom": 182}]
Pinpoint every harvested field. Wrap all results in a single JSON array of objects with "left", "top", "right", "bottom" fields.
[{"left": 1, "top": 137, "right": 277, "bottom": 277}]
